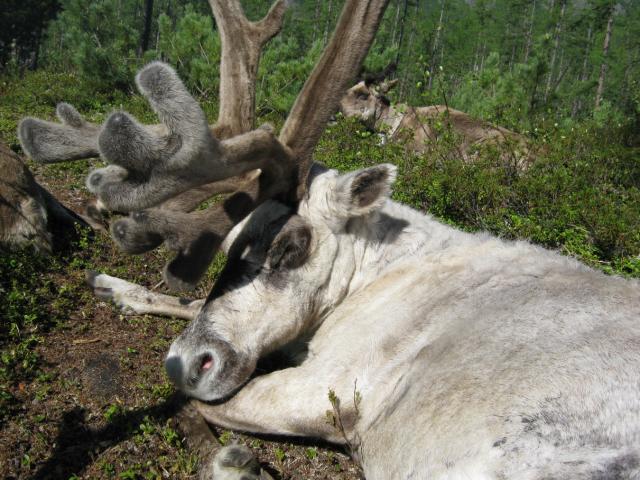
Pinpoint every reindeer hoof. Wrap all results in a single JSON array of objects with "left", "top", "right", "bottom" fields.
[
  {"left": 84, "top": 271, "right": 150, "bottom": 315},
  {"left": 209, "top": 445, "right": 272, "bottom": 480},
  {"left": 85, "top": 270, "right": 115, "bottom": 300}
]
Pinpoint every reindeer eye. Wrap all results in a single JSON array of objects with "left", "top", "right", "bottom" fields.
[{"left": 356, "top": 92, "right": 369, "bottom": 100}]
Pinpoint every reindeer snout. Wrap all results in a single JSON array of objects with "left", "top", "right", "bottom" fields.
[
  {"left": 165, "top": 350, "right": 215, "bottom": 391},
  {"left": 164, "top": 354, "right": 185, "bottom": 388}
]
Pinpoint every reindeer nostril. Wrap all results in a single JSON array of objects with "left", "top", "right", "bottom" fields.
[{"left": 200, "top": 353, "right": 214, "bottom": 372}]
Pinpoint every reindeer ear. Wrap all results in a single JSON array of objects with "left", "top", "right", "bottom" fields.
[
  {"left": 335, "top": 164, "right": 397, "bottom": 217},
  {"left": 351, "top": 81, "right": 370, "bottom": 97},
  {"left": 268, "top": 217, "right": 312, "bottom": 271},
  {"left": 379, "top": 78, "right": 398, "bottom": 94}
]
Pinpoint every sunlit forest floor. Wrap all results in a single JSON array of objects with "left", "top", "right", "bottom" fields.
[{"left": 1, "top": 71, "right": 639, "bottom": 479}]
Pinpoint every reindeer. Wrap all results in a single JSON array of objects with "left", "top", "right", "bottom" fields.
[
  {"left": 18, "top": 1, "right": 640, "bottom": 479},
  {"left": 0, "top": 142, "right": 87, "bottom": 252},
  {"left": 340, "top": 80, "right": 532, "bottom": 168}
]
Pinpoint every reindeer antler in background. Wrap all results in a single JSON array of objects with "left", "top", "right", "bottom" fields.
[
  {"left": 19, "top": 103, "right": 100, "bottom": 163},
  {"left": 18, "top": 0, "right": 390, "bottom": 291}
]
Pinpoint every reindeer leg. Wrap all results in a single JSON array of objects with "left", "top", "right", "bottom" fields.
[
  {"left": 85, "top": 271, "right": 204, "bottom": 320},
  {"left": 193, "top": 365, "right": 357, "bottom": 446}
]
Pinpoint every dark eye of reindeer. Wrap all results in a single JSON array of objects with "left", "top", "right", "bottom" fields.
[{"left": 356, "top": 92, "right": 369, "bottom": 100}]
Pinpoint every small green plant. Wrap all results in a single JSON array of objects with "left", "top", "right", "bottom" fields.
[
  {"left": 103, "top": 404, "right": 121, "bottom": 422},
  {"left": 305, "top": 447, "right": 318, "bottom": 460},
  {"left": 161, "top": 424, "right": 180, "bottom": 446},
  {"left": 138, "top": 415, "right": 156, "bottom": 436},
  {"left": 325, "top": 381, "right": 363, "bottom": 464},
  {"left": 274, "top": 447, "right": 286, "bottom": 463},
  {"left": 100, "top": 461, "right": 115, "bottom": 476},
  {"left": 218, "top": 430, "right": 232, "bottom": 446},
  {"left": 118, "top": 468, "right": 137, "bottom": 479},
  {"left": 250, "top": 439, "right": 263, "bottom": 449}
]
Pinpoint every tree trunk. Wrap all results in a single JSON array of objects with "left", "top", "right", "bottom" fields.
[
  {"left": 479, "top": 40, "right": 487, "bottom": 74},
  {"left": 394, "top": 0, "right": 409, "bottom": 66},
  {"left": 428, "top": 0, "right": 446, "bottom": 90},
  {"left": 31, "top": 26, "right": 42, "bottom": 70},
  {"left": 312, "top": 0, "right": 322, "bottom": 42},
  {"left": 391, "top": 0, "right": 403, "bottom": 47},
  {"left": 399, "top": 0, "right": 420, "bottom": 99},
  {"left": 138, "top": 0, "right": 154, "bottom": 57},
  {"left": 523, "top": 0, "right": 537, "bottom": 63},
  {"left": 544, "top": 0, "right": 566, "bottom": 103},
  {"left": 572, "top": 25, "right": 592, "bottom": 118},
  {"left": 595, "top": 6, "right": 614, "bottom": 109},
  {"left": 323, "top": 0, "right": 334, "bottom": 45}
]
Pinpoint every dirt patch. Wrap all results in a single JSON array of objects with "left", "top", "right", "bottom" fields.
[{"left": 80, "top": 353, "right": 124, "bottom": 401}]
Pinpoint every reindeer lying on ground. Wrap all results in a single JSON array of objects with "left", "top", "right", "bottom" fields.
[
  {"left": 18, "top": 0, "right": 640, "bottom": 478},
  {"left": 0, "top": 142, "right": 87, "bottom": 252},
  {"left": 340, "top": 80, "right": 532, "bottom": 167}
]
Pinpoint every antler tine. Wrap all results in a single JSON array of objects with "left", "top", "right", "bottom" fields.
[
  {"left": 109, "top": 176, "right": 264, "bottom": 291},
  {"left": 251, "top": 0, "right": 289, "bottom": 46},
  {"left": 160, "top": 172, "right": 259, "bottom": 212},
  {"left": 83, "top": 172, "right": 256, "bottom": 229},
  {"left": 279, "top": 0, "right": 390, "bottom": 196},
  {"left": 18, "top": 103, "right": 100, "bottom": 163},
  {"left": 209, "top": 0, "right": 288, "bottom": 137},
  {"left": 88, "top": 61, "right": 292, "bottom": 213}
]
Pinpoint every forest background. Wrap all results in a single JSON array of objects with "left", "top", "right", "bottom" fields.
[{"left": 3, "top": 0, "right": 639, "bottom": 131}]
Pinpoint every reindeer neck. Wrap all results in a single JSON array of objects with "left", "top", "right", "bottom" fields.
[
  {"left": 344, "top": 200, "right": 470, "bottom": 296},
  {"left": 376, "top": 104, "right": 406, "bottom": 137}
]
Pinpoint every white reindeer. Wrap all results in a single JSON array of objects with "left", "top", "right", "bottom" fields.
[
  {"left": 87, "top": 160, "right": 640, "bottom": 479},
  {"left": 17, "top": 0, "right": 640, "bottom": 478}
]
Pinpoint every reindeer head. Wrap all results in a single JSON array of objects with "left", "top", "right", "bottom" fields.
[
  {"left": 339, "top": 79, "right": 397, "bottom": 128},
  {"left": 165, "top": 163, "right": 397, "bottom": 400}
]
